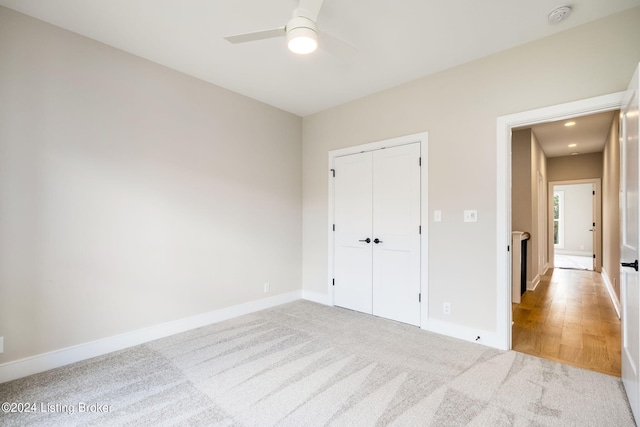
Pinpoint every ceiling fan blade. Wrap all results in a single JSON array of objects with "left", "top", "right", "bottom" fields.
[
  {"left": 224, "top": 27, "right": 285, "bottom": 44},
  {"left": 297, "top": 0, "right": 324, "bottom": 20},
  {"left": 319, "top": 31, "right": 358, "bottom": 59}
]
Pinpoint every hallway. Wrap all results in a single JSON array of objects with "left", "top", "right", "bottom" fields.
[{"left": 512, "top": 268, "right": 621, "bottom": 376}]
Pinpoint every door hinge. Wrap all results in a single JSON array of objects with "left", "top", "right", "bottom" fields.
[
  {"left": 419, "top": 225, "right": 422, "bottom": 234},
  {"left": 593, "top": 254, "right": 596, "bottom": 259},
  {"left": 593, "top": 222, "right": 596, "bottom": 227},
  {"left": 507, "top": 245, "right": 510, "bottom": 252},
  {"left": 419, "top": 293, "right": 422, "bottom": 302},
  {"left": 419, "top": 157, "right": 422, "bottom": 166},
  {"left": 333, "top": 224, "right": 335, "bottom": 231},
  {"left": 333, "top": 278, "right": 335, "bottom": 287},
  {"left": 593, "top": 190, "right": 595, "bottom": 195},
  {"left": 331, "top": 169, "right": 335, "bottom": 177}
]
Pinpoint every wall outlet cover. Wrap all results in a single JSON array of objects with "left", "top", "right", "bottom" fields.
[
  {"left": 464, "top": 210, "right": 478, "bottom": 222},
  {"left": 443, "top": 303, "right": 451, "bottom": 315}
]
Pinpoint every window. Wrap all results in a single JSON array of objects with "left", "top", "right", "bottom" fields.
[{"left": 554, "top": 190, "right": 564, "bottom": 249}]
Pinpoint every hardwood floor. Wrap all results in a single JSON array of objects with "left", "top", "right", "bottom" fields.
[{"left": 512, "top": 267, "right": 621, "bottom": 376}]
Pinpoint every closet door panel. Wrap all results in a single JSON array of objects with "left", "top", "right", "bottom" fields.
[
  {"left": 334, "top": 152, "right": 373, "bottom": 314},
  {"left": 372, "top": 144, "right": 421, "bottom": 325}
]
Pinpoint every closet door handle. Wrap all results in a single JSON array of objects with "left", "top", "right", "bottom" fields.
[
  {"left": 359, "top": 238, "right": 371, "bottom": 244},
  {"left": 622, "top": 260, "right": 639, "bottom": 271},
  {"left": 374, "top": 238, "right": 383, "bottom": 244}
]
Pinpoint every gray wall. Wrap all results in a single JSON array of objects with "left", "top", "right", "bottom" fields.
[
  {"left": 302, "top": 8, "right": 640, "bottom": 334},
  {"left": 0, "top": 7, "right": 302, "bottom": 363}
]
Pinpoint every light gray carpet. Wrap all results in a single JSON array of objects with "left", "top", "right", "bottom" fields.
[{"left": 0, "top": 300, "right": 635, "bottom": 426}]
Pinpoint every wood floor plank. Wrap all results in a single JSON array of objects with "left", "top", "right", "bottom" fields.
[
  {"left": 512, "top": 268, "right": 621, "bottom": 377},
  {"left": 539, "top": 334, "right": 561, "bottom": 358},
  {"left": 558, "top": 344, "right": 585, "bottom": 365}
]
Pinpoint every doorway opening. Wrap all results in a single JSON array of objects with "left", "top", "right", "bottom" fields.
[
  {"left": 550, "top": 180, "right": 601, "bottom": 272},
  {"left": 508, "top": 109, "right": 618, "bottom": 374},
  {"left": 496, "top": 92, "right": 624, "bottom": 353}
]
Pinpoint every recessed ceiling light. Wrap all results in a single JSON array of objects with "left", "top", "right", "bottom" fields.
[
  {"left": 564, "top": 121, "right": 576, "bottom": 127},
  {"left": 568, "top": 143, "right": 577, "bottom": 147}
]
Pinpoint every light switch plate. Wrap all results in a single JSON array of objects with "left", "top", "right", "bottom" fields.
[
  {"left": 434, "top": 210, "right": 442, "bottom": 222},
  {"left": 464, "top": 210, "right": 478, "bottom": 222}
]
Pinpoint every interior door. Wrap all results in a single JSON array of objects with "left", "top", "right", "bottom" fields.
[
  {"left": 333, "top": 151, "right": 373, "bottom": 314},
  {"left": 372, "top": 144, "right": 421, "bottom": 325},
  {"left": 621, "top": 63, "right": 640, "bottom": 422}
]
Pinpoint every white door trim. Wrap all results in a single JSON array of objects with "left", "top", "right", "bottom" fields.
[
  {"left": 496, "top": 92, "right": 624, "bottom": 350},
  {"left": 328, "top": 132, "right": 428, "bottom": 327}
]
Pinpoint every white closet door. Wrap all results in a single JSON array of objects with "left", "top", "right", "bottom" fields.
[
  {"left": 372, "top": 144, "right": 421, "bottom": 325},
  {"left": 334, "top": 151, "right": 373, "bottom": 314}
]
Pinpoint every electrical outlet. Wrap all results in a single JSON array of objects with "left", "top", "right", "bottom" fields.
[
  {"left": 464, "top": 210, "right": 478, "bottom": 222},
  {"left": 0, "top": 336, "right": 4, "bottom": 353},
  {"left": 443, "top": 303, "right": 451, "bottom": 315},
  {"left": 263, "top": 282, "right": 270, "bottom": 293}
]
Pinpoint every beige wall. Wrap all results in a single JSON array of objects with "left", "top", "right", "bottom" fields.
[
  {"left": 603, "top": 114, "right": 621, "bottom": 299},
  {"left": 547, "top": 152, "right": 603, "bottom": 181},
  {"left": 511, "top": 130, "right": 532, "bottom": 234},
  {"left": 0, "top": 7, "right": 302, "bottom": 363},
  {"left": 511, "top": 129, "right": 547, "bottom": 286},
  {"left": 531, "top": 132, "right": 548, "bottom": 282},
  {"left": 302, "top": 8, "right": 640, "bottom": 334}
]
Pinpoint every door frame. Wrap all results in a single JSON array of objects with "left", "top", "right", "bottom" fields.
[
  {"left": 328, "top": 132, "right": 428, "bottom": 327},
  {"left": 497, "top": 92, "right": 624, "bottom": 350},
  {"left": 548, "top": 179, "right": 602, "bottom": 272}
]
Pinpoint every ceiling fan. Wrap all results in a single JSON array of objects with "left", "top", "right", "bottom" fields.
[{"left": 224, "top": 0, "right": 357, "bottom": 58}]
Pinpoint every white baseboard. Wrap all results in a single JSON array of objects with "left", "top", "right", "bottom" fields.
[
  {"left": 301, "top": 290, "right": 331, "bottom": 305},
  {"left": 0, "top": 291, "right": 302, "bottom": 384},
  {"left": 601, "top": 268, "right": 621, "bottom": 319},
  {"left": 424, "top": 318, "right": 504, "bottom": 350},
  {"left": 0, "top": 290, "right": 510, "bottom": 384},
  {"left": 528, "top": 274, "right": 540, "bottom": 291}
]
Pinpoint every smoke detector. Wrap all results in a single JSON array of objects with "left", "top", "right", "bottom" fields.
[{"left": 548, "top": 5, "right": 572, "bottom": 24}]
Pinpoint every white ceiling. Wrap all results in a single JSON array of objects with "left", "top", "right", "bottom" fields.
[
  {"left": 525, "top": 111, "right": 618, "bottom": 158},
  {"left": 1, "top": 0, "right": 639, "bottom": 117}
]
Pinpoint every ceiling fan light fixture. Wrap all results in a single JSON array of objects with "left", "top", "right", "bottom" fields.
[
  {"left": 286, "top": 16, "right": 318, "bottom": 54},
  {"left": 287, "top": 28, "right": 318, "bottom": 54}
]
